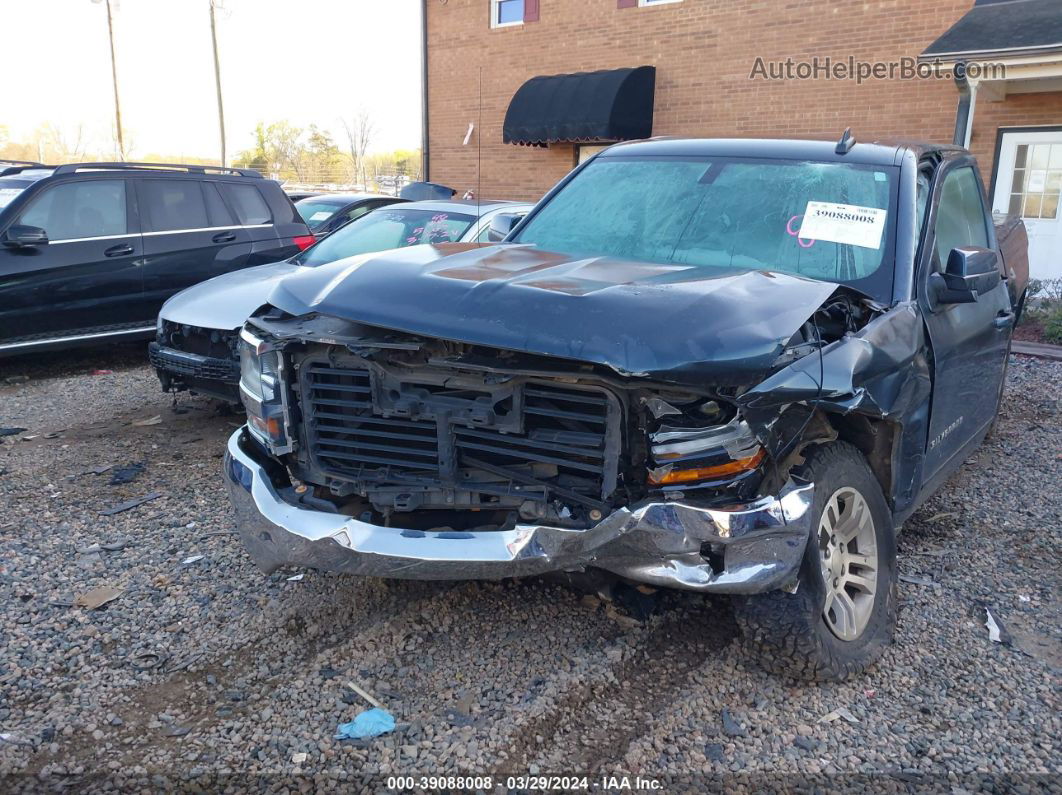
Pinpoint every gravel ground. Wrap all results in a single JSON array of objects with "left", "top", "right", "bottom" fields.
[{"left": 0, "top": 344, "right": 1058, "bottom": 792}]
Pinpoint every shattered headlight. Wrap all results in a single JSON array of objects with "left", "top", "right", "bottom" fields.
[
  {"left": 239, "top": 327, "right": 291, "bottom": 452},
  {"left": 648, "top": 417, "right": 764, "bottom": 486}
]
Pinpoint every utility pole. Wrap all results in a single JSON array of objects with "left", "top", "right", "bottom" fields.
[
  {"left": 94, "top": 0, "right": 125, "bottom": 160},
  {"left": 209, "top": 0, "right": 227, "bottom": 167}
]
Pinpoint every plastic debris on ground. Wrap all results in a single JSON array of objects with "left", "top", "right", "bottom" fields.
[
  {"left": 74, "top": 586, "right": 124, "bottom": 610},
  {"left": 99, "top": 492, "right": 164, "bottom": 516},
  {"left": 182, "top": 555, "right": 204, "bottom": 565},
  {"left": 291, "top": 752, "right": 308, "bottom": 765},
  {"left": 898, "top": 574, "right": 939, "bottom": 589},
  {"left": 90, "top": 369, "right": 113, "bottom": 376},
  {"left": 334, "top": 708, "right": 395, "bottom": 740},
  {"left": 109, "top": 462, "right": 145, "bottom": 485},
  {"left": 129, "top": 649, "right": 169, "bottom": 670},
  {"left": 819, "top": 706, "right": 860, "bottom": 724},
  {"left": 132, "top": 415, "right": 163, "bottom": 427},
  {"left": 286, "top": 573, "right": 304, "bottom": 582},
  {"left": 346, "top": 680, "right": 384, "bottom": 708}
]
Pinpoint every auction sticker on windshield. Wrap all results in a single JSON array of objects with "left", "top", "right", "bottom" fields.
[{"left": 798, "top": 200, "right": 887, "bottom": 250}]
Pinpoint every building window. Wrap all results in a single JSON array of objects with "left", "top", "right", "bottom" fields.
[
  {"left": 576, "top": 144, "right": 614, "bottom": 165},
  {"left": 491, "top": 0, "right": 524, "bottom": 28},
  {"left": 1008, "top": 143, "right": 1062, "bottom": 220}
]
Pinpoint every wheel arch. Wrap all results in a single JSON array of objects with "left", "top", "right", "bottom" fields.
[{"left": 812, "top": 411, "right": 899, "bottom": 515}]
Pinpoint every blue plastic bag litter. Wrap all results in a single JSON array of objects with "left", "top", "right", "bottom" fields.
[{"left": 334, "top": 708, "right": 395, "bottom": 740}]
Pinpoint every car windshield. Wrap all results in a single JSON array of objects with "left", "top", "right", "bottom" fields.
[
  {"left": 296, "top": 208, "right": 476, "bottom": 266},
  {"left": 513, "top": 156, "right": 898, "bottom": 299},
  {"left": 296, "top": 200, "right": 348, "bottom": 230}
]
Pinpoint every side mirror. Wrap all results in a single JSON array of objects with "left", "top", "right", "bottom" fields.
[
  {"left": 486, "top": 213, "right": 521, "bottom": 243},
  {"left": 930, "top": 246, "right": 1000, "bottom": 304},
  {"left": 2, "top": 224, "right": 48, "bottom": 248}
]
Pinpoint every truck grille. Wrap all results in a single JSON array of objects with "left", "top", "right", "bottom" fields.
[{"left": 300, "top": 363, "right": 617, "bottom": 500}]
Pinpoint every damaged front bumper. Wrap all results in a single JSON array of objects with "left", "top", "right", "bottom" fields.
[
  {"left": 224, "top": 428, "right": 815, "bottom": 594},
  {"left": 149, "top": 342, "right": 240, "bottom": 401}
]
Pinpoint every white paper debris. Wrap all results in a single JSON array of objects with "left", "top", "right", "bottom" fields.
[
  {"left": 799, "top": 201, "right": 888, "bottom": 250},
  {"left": 286, "top": 573, "right": 304, "bottom": 582},
  {"left": 985, "top": 607, "right": 1003, "bottom": 643},
  {"left": 182, "top": 555, "right": 204, "bottom": 565}
]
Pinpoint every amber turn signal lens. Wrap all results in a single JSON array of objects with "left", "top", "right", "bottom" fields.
[
  {"left": 250, "top": 414, "right": 283, "bottom": 439},
  {"left": 649, "top": 448, "right": 766, "bottom": 485}
]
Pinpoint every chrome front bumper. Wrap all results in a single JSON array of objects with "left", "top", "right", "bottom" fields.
[{"left": 223, "top": 429, "right": 815, "bottom": 594}]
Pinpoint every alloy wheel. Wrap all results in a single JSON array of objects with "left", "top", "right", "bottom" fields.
[{"left": 817, "top": 487, "right": 878, "bottom": 641}]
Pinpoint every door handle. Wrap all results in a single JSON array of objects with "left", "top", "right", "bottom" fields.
[
  {"left": 104, "top": 244, "right": 134, "bottom": 257},
  {"left": 993, "top": 311, "right": 1015, "bottom": 329},
  {"left": 212, "top": 232, "right": 237, "bottom": 243}
]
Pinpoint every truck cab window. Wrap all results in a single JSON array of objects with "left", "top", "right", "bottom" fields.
[{"left": 933, "top": 166, "right": 988, "bottom": 269}]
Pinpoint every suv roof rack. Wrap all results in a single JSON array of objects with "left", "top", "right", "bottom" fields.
[
  {"left": 51, "top": 162, "right": 262, "bottom": 178},
  {"left": 0, "top": 160, "right": 48, "bottom": 177}
]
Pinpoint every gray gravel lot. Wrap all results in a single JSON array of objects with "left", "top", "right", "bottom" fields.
[{"left": 0, "top": 344, "right": 1058, "bottom": 791}]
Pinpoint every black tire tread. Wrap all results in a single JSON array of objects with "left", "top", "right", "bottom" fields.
[{"left": 733, "top": 441, "right": 897, "bottom": 682}]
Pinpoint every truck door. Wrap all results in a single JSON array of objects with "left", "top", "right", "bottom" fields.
[{"left": 918, "top": 160, "right": 1013, "bottom": 480}]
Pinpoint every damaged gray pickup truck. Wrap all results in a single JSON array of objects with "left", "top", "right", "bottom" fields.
[{"left": 224, "top": 137, "right": 1028, "bottom": 680}]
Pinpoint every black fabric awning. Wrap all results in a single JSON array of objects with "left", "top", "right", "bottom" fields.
[
  {"left": 503, "top": 66, "right": 655, "bottom": 146},
  {"left": 921, "top": 0, "right": 1062, "bottom": 59}
]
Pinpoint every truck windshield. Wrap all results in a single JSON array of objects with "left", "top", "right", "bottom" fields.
[{"left": 513, "top": 156, "right": 898, "bottom": 299}]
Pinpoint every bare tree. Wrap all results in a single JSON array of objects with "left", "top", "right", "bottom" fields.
[
  {"left": 341, "top": 107, "right": 374, "bottom": 189},
  {"left": 39, "top": 123, "right": 86, "bottom": 162}
]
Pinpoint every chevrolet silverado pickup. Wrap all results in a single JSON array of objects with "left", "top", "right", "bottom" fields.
[{"left": 223, "top": 136, "right": 1027, "bottom": 680}]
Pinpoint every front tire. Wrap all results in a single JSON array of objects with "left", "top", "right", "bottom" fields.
[{"left": 733, "top": 441, "right": 897, "bottom": 681}]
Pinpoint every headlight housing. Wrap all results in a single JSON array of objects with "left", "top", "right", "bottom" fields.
[
  {"left": 239, "top": 327, "right": 293, "bottom": 453},
  {"left": 647, "top": 417, "right": 764, "bottom": 487}
]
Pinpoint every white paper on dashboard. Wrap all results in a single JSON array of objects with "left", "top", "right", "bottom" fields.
[
  {"left": 310, "top": 210, "right": 332, "bottom": 221},
  {"left": 798, "top": 201, "right": 888, "bottom": 250}
]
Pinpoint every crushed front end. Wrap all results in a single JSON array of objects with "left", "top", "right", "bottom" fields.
[
  {"left": 151, "top": 319, "right": 241, "bottom": 402},
  {"left": 223, "top": 312, "right": 820, "bottom": 593}
]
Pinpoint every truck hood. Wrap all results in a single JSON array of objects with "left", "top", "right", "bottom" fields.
[
  {"left": 160, "top": 260, "right": 302, "bottom": 330},
  {"left": 265, "top": 243, "right": 842, "bottom": 385}
]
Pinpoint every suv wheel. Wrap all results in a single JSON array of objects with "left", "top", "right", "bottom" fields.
[{"left": 733, "top": 441, "right": 897, "bottom": 681}]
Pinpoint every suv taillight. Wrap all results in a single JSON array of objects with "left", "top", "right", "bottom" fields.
[{"left": 292, "top": 235, "right": 315, "bottom": 251}]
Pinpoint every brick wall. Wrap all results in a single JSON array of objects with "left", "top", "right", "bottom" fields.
[
  {"left": 969, "top": 90, "right": 1062, "bottom": 193},
  {"left": 426, "top": 0, "right": 1061, "bottom": 200}
]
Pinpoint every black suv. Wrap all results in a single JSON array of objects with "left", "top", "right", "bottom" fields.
[{"left": 0, "top": 162, "right": 313, "bottom": 356}]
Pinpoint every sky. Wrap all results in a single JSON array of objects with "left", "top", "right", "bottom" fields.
[{"left": 2, "top": 0, "right": 423, "bottom": 161}]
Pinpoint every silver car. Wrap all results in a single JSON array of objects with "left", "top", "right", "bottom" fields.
[{"left": 150, "top": 199, "right": 533, "bottom": 401}]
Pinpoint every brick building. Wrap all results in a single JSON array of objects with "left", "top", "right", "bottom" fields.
[{"left": 423, "top": 0, "right": 1062, "bottom": 278}]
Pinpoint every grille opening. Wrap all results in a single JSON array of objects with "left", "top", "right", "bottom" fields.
[{"left": 300, "top": 361, "right": 617, "bottom": 504}]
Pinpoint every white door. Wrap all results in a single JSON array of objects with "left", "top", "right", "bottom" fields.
[{"left": 992, "top": 130, "right": 1062, "bottom": 280}]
